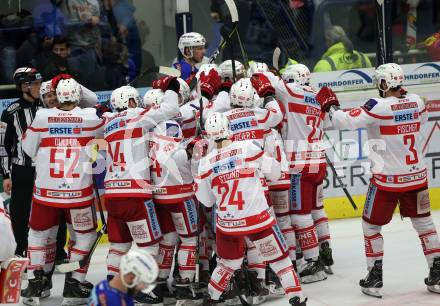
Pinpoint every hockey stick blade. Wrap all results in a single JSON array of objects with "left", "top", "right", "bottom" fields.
[
  {"left": 272, "top": 47, "right": 281, "bottom": 71},
  {"left": 158, "top": 66, "right": 181, "bottom": 77},
  {"left": 225, "top": 0, "right": 239, "bottom": 23}
]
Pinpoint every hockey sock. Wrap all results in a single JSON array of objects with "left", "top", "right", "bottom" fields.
[
  {"left": 157, "top": 232, "right": 178, "bottom": 279},
  {"left": 362, "top": 220, "right": 383, "bottom": 268},
  {"left": 291, "top": 214, "right": 319, "bottom": 260},
  {"left": 312, "top": 208, "right": 331, "bottom": 246},
  {"left": 106, "top": 242, "right": 131, "bottom": 276},
  {"left": 269, "top": 256, "right": 303, "bottom": 299},
  {"left": 277, "top": 215, "right": 297, "bottom": 262},
  {"left": 70, "top": 231, "right": 96, "bottom": 282},
  {"left": 27, "top": 227, "right": 58, "bottom": 279},
  {"left": 208, "top": 258, "right": 243, "bottom": 300},
  {"left": 199, "top": 225, "right": 210, "bottom": 272},
  {"left": 411, "top": 216, "right": 440, "bottom": 268},
  {"left": 178, "top": 236, "right": 197, "bottom": 281},
  {"left": 246, "top": 239, "right": 266, "bottom": 279}
]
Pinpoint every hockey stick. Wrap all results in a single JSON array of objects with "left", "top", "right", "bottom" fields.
[
  {"left": 325, "top": 154, "right": 358, "bottom": 210},
  {"left": 272, "top": 47, "right": 281, "bottom": 71},
  {"left": 128, "top": 66, "right": 181, "bottom": 86},
  {"left": 56, "top": 176, "right": 108, "bottom": 273}
]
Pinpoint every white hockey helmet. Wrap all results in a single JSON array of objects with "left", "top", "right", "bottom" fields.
[
  {"left": 205, "top": 112, "right": 230, "bottom": 141},
  {"left": 219, "top": 60, "right": 245, "bottom": 81},
  {"left": 178, "top": 32, "right": 206, "bottom": 59},
  {"left": 111, "top": 86, "right": 141, "bottom": 110},
  {"left": 374, "top": 63, "right": 405, "bottom": 92},
  {"left": 281, "top": 64, "right": 311, "bottom": 86},
  {"left": 119, "top": 249, "right": 159, "bottom": 294},
  {"left": 196, "top": 63, "right": 221, "bottom": 79},
  {"left": 39, "top": 80, "right": 54, "bottom": 100},
  {"left": 177, "top": 78, "right": 190, "bottom": 105},
  {"left": 56, "top": 78, "right": 81, "bottom": 104},
  {"left": 143, "top": 89, "right": 164, "bottom": 109},
  {"left": 230, "top": 78, "right": 259, "bottom": 108},
  {"left": 154, "top": 120, "right": 183, "bottom": 139},
  {"left": 247, "top": 61, "right": 269, "bottom": 77}
]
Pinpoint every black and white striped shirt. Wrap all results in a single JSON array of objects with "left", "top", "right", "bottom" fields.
[{"left": 0, "top": 98, "right": 43, "bottom": 178}]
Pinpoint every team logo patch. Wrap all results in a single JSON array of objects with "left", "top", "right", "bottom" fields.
[
  {"left": 349, "top": 108, "right": 361, "bottom": 117},
  {"left": 363, "top": 99, "right": 378, "bottom": 111}
]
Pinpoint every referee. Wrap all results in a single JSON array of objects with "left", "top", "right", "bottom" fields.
[{"left": 0, "top": 67, "right": 43, "bottom": 256}]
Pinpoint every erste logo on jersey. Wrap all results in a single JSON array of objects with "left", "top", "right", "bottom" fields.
[
  {"left": 230, "top": 117, "right": 258, "bottom": 132},
  {"left": 393, "top": 110, "right": 419, "bottom": 122},
  {"left": 48, "top": 124, "right": 81, "bottom": 135},
  {"left": 213, "top": 157, "right": 241, "bottom": 173},
  {"left": 304, "top": 93, "right": 320, "bottom": 107},
  {"left": 105, "top": 118, "right": 126, "bottom": 134}
]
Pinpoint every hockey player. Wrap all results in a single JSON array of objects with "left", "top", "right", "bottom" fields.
[
  {"left": 102, "top": 80, "right": 180, "bottom": 304},
  {"left": 315, "top": 63, "right": 440, "bottom": 297},
  {"left": 174, "top": 32, "right": 207, "bottom": 80},
  {"left": 281, "top": 64, "right": 334, "bottom": 274},
  {"left": 40, "top": 80, "right": 60, "bottom": 109},
  {"left": 20, "top": 78, "right": 104, "bottom": 305},
  {"left": 150, "top": 120, "right": 203, "bottom": 304},
  {"left": 0, "top": 199, "right": 28, "bottom": 304},
  {"left": 247, "top": 61, "right": 269, "bottom": 77},
  {"left": 219, "top": 60, "right": 246, "bottom": 81},
  {"left": 196, "top": 112, "right": 306, "bottom": 306},
  {"left": 88, "top": 249, "right": 159, "bottom": 306},
  {"left": 257, "top": 66, "right": 328, "bottom": 283}
]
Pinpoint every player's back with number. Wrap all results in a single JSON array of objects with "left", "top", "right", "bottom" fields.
[
  {"left": 197, "top": 140, "right": 280, "bottom": 235},
  {"left": 22, "top": 107, "right": 103, "bottom": 207},
  {"left": 354, "top": 93, "right": 427, "bottom": 190}
]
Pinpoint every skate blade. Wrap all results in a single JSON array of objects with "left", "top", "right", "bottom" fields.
[
  {"left": 61, "top": 297, "right": 89, "bottom": 305},
  {"left": 324, "top": 266, "right": 334, "bottom": 275},
  {"left": 163, "top": 297, "right": 177, "bottom": 305},
  {"left": 21, "top": 297, "right": 40, "bottom": 306},
  {"left": 427, "top": 285, "right": 440, "bottom": 294},
  {"left": 176, "top": 299, "right": 204, "bottom": 306},
  {"left": 134, "top": 303, "right": 164, "bottom": 306},
  {"left": 361, "top": 287, "right": 382, "bottom": 298},
  {"left": 300, "top": 271, "right": 327, "bottom": 284}
]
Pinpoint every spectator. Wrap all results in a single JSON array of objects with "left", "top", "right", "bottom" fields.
[
  {"left": 108, "top": 0, "right": 142, "bottom": 76},
  {"left": 313, "top": 25, "right": 372, "bottom": 72},
  {"left": 60, "top": 0, "right": 102, "bottom": 79}
]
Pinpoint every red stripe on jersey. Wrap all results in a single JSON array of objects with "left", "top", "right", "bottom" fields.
[
  {"left": 28, "top": 126, "right": 49, "bottom": 132},
  {"left": 40, "top": 136, "right": 95, "bottom": 147},
  {"left": 153, "top": 183, "right": 194, "bottom": 196},
  {"left": 379, "top": 122, "right": 420, "bottom": 135},
  {"left": 372, "top": 169, "right": 427, "bottom": 185},
  {"left": 361, "top": 107, "right": 393, "bottom": 120},
  {"left": 283, "top": 82, "right": 304, "bottom": 99},
  {"left": 232, "top": 129, "right": 265, "bottom": 141},
  {"left": 154, "top": 134, "right": 183, "bottom": 142},
  {"left": 35, "top": 185, "right": 93, "bottom": 199},
  {"left": 196, "top": 169, "right": 212, "bottom": 180},
  {"left": 288, "top": 102, "right": 321, "bottom": 117},
  {"left": 82, "top": 120, "right": 105, "bottom": 131},
  {"left": 245, "top": 151, "right": 264, "bottom": 162},
  {"left": 258, "top": 110, "right": 271, "bottom": 123},
  {"left": 217, "top": 210, "right": 274, "bottom": 231},
  {"left": 104, "top": 179, "right": 152, "bottom": 190},
  {"left": 105, "top": 128, "right": 143, "bottom": 142}
]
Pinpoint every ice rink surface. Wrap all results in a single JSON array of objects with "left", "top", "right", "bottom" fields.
[{"left": 27, "top": 211, "right": 440, "bottom": 306}]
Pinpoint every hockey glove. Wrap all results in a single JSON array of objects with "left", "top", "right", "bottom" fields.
[
  {"left": 152, "top": 76, "right": 180, "bottom": 93},
  {"left": 220, "top": 79, "right": 233, "bottom": 93},
  {"left": 251, "top": 73, "right": 275, "bottom": 98},
  {"left": 51, "top": 73, "right": 73, "bottom": 89},
  {"left": 316, "top": 86, "right": 340, "bottom": 112},
  {"left": 200, "top": 69, "right": 221, "bottom": 99}
]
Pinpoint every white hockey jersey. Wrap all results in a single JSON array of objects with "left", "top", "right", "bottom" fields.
[
  {"left": 103, "top": 90, "right": 179, "bottom": 198},
  {"left": 265, "top": 72, "right": 326, "bottom": 173},
  {"left": 150, "top": 129, "right": 194, "bottom": 204},
  {"left": 330, "top": 93, "right": 428, "bottom": 191},
  {"left": 264, "top": 129, "right": 290, "bottom": 191},
  {"left": 22, "top": 107, "right": 105, "bottom": 207},
  {"left": 224, "top": 99, "right": 283, "bottom": 145},
  {"left": 196, "top": 140, "right": 281, "bottom": 235}
]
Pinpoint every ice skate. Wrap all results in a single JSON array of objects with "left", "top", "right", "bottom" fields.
[
  {"left": 21, "top": 270, "right": 49, "bottom": 306},
  {"left": 265, "top": 267, "right": 284, "bottom": 295},
  {"left": 319, "top": 242, "right": 334, "bottom": 275},
  {"left": 425, "top": 257, "right": 440, "bottom": 294},
  {"left": 155, "top": 279, "right": 176, "bottom": 305},
  {"left": 134, "top": 285, "right": 164, "bottom": 306},
  {"left": 359, "top": 260, "right": 383, "bottom": 298},
  {"left": 299, "top": 259, "right": 327, "bottom": 284},
  {"left": 61, "top": 275, "right": 93, "bottom": 306},
  {"left": 174, "top": 277, "right": 206, "bottom": 306}
]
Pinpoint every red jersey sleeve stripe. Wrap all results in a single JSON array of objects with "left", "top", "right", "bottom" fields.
[
  {"left": 361, "top": 107, "right": 393, "bottom": 120},
  {"left": 283, "top": 82, "right": 304, "bottom": 99},
  {"left": 245, "top": 151, "right": 264, "bottom": 162},
  {"left": 27, "top": 126, "right": 48, "bottom": 132}
]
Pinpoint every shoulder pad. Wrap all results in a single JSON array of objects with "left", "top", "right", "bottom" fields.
[{"left": 363, "top": 99, "right": 378, "bottom": 111}]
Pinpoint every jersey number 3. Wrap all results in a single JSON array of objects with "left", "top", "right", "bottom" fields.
[{"left": 403, "top": 134, "right": 419, "bottom": 165}]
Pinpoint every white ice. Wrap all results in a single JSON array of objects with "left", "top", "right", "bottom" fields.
[{"left": 22, "top": 211, "right": 440, "bottom": 306}]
